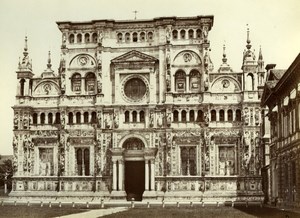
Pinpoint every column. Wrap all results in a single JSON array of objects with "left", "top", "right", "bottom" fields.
[
  {"left": 81, "top": 113, "right": 84, "bottom": 124},
  {"left": 150, "top": 160, "right": 155, "bottom": 191},
  {"left": 145, "top": 160, "right": 149, "bottom": 191},
  {"left": 137, "top": 111, "right": 140, "bottom": 123},
  {"left": 216, "top": 110, "right": 219, "bottom": 121},
  {"left": 81, "top": 78, "right": 85, "bottom": 95},
  {"left": 186, "top": 75, "right": 189, "bottom": 92},
  {"left": 186, "top": 110, "right": 190, "bottom": 122},
  {"left": 178, "top": 110, "right": 182, "bottom": 122},
  {"left": 118, "top": 160, "right": 123, "bottom": 190},
  {"left": 225, "top": 110, "right": 228, "bottom": 122},
  {"left": 129, "top": 111, "right": 133, "bottom": 122},
  {"left": 45, "top": 113, "right": 49, "bottom": 124},
  {"left": 37, "top": 113, "right": 41, "bottom": 124},
  {"left": 112, "top": 160, "right": 117, "bottom": 191},
  {"left": 88, "top": 112, "right": 92, "bottom": 123},
  {"left": 233, "top": 110, "right": 236, "bottom": 122}
]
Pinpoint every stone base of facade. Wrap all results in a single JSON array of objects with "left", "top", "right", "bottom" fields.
[{"left": 110, "top": 190, "right": 127, "bottom": 199}]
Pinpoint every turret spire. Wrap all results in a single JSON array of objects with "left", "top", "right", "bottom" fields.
[
  {"left": 47, "top": 51, "right": 52, "bottom": 69},
  {"left": 18, "top": 36, "right": 32, "bottom": 71},
  {"left": 222, "top": 44, "right": 227, "bottom": 64},
  {"left": 246, "top": 24, "right": 252, "bottom": 50},
  {"left": 258, "top": 46, "right": 263, "bottom": 61}
]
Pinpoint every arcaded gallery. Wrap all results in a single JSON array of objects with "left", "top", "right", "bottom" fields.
[{"left": 11, "top": 15, "right": 265, "bottom": 201}]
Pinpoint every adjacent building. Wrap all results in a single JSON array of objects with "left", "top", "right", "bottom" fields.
[
  {"left": 11, "top": 15, "right": 264, "bottom": 201},
  {"left": 261, "top": 54, "right": 300, "bottom": 206}
]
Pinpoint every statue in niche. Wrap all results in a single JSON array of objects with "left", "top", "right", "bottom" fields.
[
  {"left": 96, "top": 50, "right": 102, "bottom": 72},
  {"left": 61, "top": 112, "right": 65, "bottom": 129},
  {"left": 204, "top": 111, "right": 209, "bottom": 124},
  {"left": 202, "top": 26, "right": 208, "bottom": 41},
  {"left": 97, "top": 111, "right": 102, "bottom": 128},
  {"left": 23, "top": 113, "right": 28, "bottom": 129},
  {"left": 242, "top": 151, "right": 251, "bottom": 173},
  {"left": 98, "top": 31, "right": 103, "bottom": 45},
  {"left": 113, "top": 112, "right": 119, "bottom": 128},
  {"left": 166, "top": 73, "right": 171, "bottom": 92},
  {"left": 244, "top": 108, "right": 250, "bottom": 125},
  {"left": 219, "top": 161, "right": 225, "bottom": 175},
  {"left": 166, "top": 132, "right": 172, "bottom": 147},
  {"left": 97, "top": 81, "right": 102, "bottom": 94},
  {"left": 13, "top": 113, "right": 18, "bottom": 130},
  {"left": 149, "top": 111, "right": 154, "bottom": 127},
  {"left": 61, "top": 74, "right": 66, "bottom": 93},
  {"left": 205, "top": 153, "right": 210, "bottom": 171},
  {"left": 62, "top": 33, "right": 66, "bottom": 47},
  {"left": 255, "top": 108, "right": 260, "bottom": 125},
  {"left": 166, "top": 27, "right": 171, "bottom": 43},
  {"left": 104, "top": 114, "right": 111, "bottom": 129},
  {"left": 12, "top": 135, "right": 18, "bottom": 151},
  {"left": 157, "top": 113, "right": 163, "bottom": 127},
  {"left": 225, "top": 160, "right": 232, "bottom": 175},
  {"left": 166, "top": 111, "right": 171, "bottom": 127},
  {"left": 166, "top": 49, "right": 171, "bottom": 67}
]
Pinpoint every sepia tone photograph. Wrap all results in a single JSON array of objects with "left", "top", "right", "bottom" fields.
[{"left": 0, "top": 0, "right": 299, "bottom": 217}]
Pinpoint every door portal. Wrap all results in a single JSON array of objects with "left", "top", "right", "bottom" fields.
[{"left": 125, "top": 161, "right": 145, "bottom": 201}]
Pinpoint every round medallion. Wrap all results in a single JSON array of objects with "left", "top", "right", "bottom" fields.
[
  {"left": 183, "top": 53, "right": 192, "bottom": 62},
  {"left": 222, "top": 79, "right": 230, "bottom": 88},
  {"left": 78, "top": 56, "right": 88, "bottom": 66},
  {"left": 124, "top": 78, "right": 147, "bottom": 101}
]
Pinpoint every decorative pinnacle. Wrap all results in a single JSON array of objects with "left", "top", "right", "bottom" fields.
[
  {"left": 47, "top": 51, "right": 52, "bottom": 69},
  {"left": 246, "top": 24, "right": 252, "bottom": 50},
  {"left": 23, "top": 36, "right": 28, "bottom": 57},
  {"left": 222, "top": 44, "right": 227, "bottom": 63},
  {"left": 258, "top": 46, "right": 263, "bottom": 60}
]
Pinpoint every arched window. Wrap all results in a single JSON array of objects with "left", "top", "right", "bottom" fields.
[
  {"left": 91, "top": 112, "right": 97, "bottom": 123},
  {"left": 48, "top": 113, "right": 53, "bottom": 124},
  {"left": 140, "top": 111, "right": 145, "bottom": 122},
  {"left": 84, "top": 112, "right": 89, "bottom": 123},
  {"left": 175, "top": 70, "right": 186, "bottom": 92},
  {"left": 211, "top": 110, "right": 216, "bottom": 121},
  {"left": 236, "top": 109, "right": 241, "bottom": 121},
  {"left": 173, "top": 110, "right": 179, "bottom": 122},
  {"left": 77, "top": 34, "right": 82, "bottom": 43},
  {"left": 20, "top": 79, "right": 25, "bottom": 96},
  {"left": 132, "top": 32, "right": 138, "bottom": 42},
  {"left": 125, "top": 33, "right": 130, "bottom": 42},
  {"left": 182, "top": 110, "right": 187, "bottom": 122},
  {"left": 147, "top": 32, "right": 153, "bottom": 41},
  {"left": 40, "top": 113, "right": 45, "bottom": 124},
  {"left": 69, "top": 34, "right": 75, "bottom": 43},
  {"left": 92, "top": 33, "right": 97, "bottom": 43},
  {"left": 85, "top": 73, "right": 96, "bottom": 92},
  {"left": 125, "top": 111, "right": 129, "bottom": 123},
  {"left": 197, "top": 110, "right": 204, "bottom": 122},
  {"left": 55, "top": 112, "right": 61, "bottom": 124},
  {"left": 117, "top": 33, "right": 123, "bottom": 42},
  {"left": 189, "top": 70, "right": 201, "bottom": 92},
  {"left": 140, "top": 32, "right": 145, "bottom": 42},
  {"left": 190, "top": 110, "right": 195, "bottom": 122},
  {"left": 180, "top": 30, "right": 186, "bottom": 39},
  {"left": 188, "top": 29, "right": 194, "bottom": 39},
  {"left": 68, "top": 112, "right": 73, "bottom": 124},
  {"left": 76, "top": 112, "right": 81, "bottom": 124},
  {"left": 33, "top": 113, "right": 38, "bottom": 124},
  {"left": 246, "top": 73, "right": 254, "bottom": 90},
  {"left": 172, "top": 30, "right": 178, "bottom": 39},
  {"left": 71, "top": 73, "right": 81, "bottom": 92},
  {"left": 219, "top": 110, "right": 225, "bottom": 121},
  {"left": 228, "top": 110, "right": 233, "bottom": 121},
  {"left": 196, "top": 29, "right": 201, "bottom": 38},
  {"left": 84, "top": 33, "right": 90, "bottom": 43},
  {"left": 132, "top": 111, "right": 137, "bottom": 122}
]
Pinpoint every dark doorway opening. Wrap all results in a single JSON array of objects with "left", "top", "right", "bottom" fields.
[{"left": 125, "top": 161, "right": 145, "bottom": 201}]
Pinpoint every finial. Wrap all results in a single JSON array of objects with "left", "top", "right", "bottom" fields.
[
  {"left": 222, "top": 43, "right": 227, "bottom": 63},
  {"left": 133, "top": 10, "right": 138, "bottom": 20},
  {"left": 47, "top": 51, "right": 52, "bottom": 69},
  {"left": 23, "top": 36, "right": 28, "bottom": 57},
  {"left": 258, "top": 46, "right": 263, "bottom": 60},
  {"left": 246, "top": 24, "right": 252, "bottom": 50}
]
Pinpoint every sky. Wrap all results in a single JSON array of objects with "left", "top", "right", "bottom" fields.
[{"left": 0, "top": 0, "right": 299, "bottom": 155}]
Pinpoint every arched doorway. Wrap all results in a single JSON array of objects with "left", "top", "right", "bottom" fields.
[{"left": 123, "top": 137, "right": 145, "bottom": 201}]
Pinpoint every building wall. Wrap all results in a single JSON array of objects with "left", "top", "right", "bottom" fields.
[{"left": 11, "top": 16, "right": 263, "bottom": 201}]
